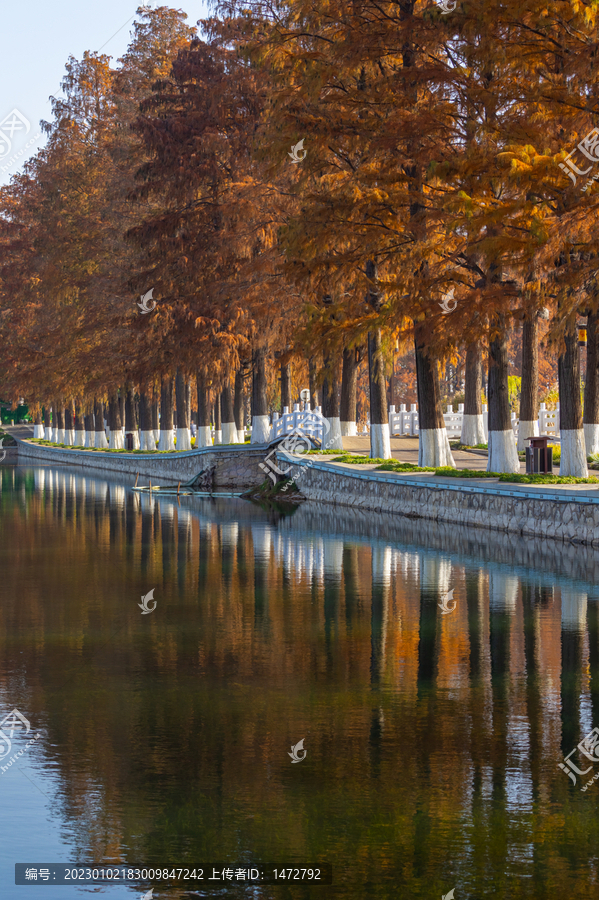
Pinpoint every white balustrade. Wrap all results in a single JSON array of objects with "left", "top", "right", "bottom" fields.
[
  {"left": 253, "top": 400, "right": 561, "bottom": 444},
  {"left": 538, "top": 402, "right": 560, "bottom": 436},
  {"left": 269, "top": 404, "right": 326, "bottom": 442},
  {"left": 443, "top": 404, "right": 462, "bottom": 438}
]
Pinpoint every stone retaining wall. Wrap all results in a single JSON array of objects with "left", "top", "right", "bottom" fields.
[
  {"left": 297, "top": 462, "right": 599, "bottom": 545},
  {"left": 16, "top": 440, "right": 266, "bottom": 489},
  {"left": 16, "top": 442, "right": 599, "bottom": 544}
]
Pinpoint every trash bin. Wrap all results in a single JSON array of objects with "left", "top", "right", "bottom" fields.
[
  {"left": 125, "top": 433, "right": 135, "bottom": 451},
  {"left": 526, "top": 435, "right": 553, "bottom": 474}
]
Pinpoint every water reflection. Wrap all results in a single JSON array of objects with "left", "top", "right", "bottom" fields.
[{"left": 1, "top": 465, "right": 599, "bottom": 899}]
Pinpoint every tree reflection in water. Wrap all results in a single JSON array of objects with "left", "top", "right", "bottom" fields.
[{"left": 1, "top": 465, "right": 598, "bottom": 899}]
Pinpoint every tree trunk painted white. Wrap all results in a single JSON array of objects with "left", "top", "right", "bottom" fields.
[
  {"left": 462, "top": 342, "right": 484, "bottom": 451},
  {"left": 414, "top": 321, "right": 454, "bottom": 468},
  {"left": 158, "top": 429, "right": 175, "bottom": 451},
  {"left": 221, "top": 422, "right": 237, "bottom": 444},
  {"left": 196, "top": 425, "right": 213, "bottom": 447},
  {"left": 340, "top": 345, "right": 358, "bottom": 438},
  {"left": 460, "top": 413, "right": 486, "bottom": 447},
  {"left": 517, "top": 419, "right": 539, "bottom": 453},
  {"left": 366, "top": 324, "right": 391, "bottom": 460},
  {"left": 584, "top": 423, "right": 599, "bottom": 457},
  {"left": 109, "top": 429, "right": 124, "bottom": 450},
  {"left": 154, "top": 429, "right": 160, "bottom": 444},
  {"left": 214, "top": 429, "right": 222, "bottom": 445},
  {"left": 251, "top": 415, "right": 271, "bottom": 444},
  {"left": 96, "top": 430, "right": 109, "bottom": 449},
  {"left": 370, "top": 422, "right": 391, "bottom": 459},
  {"left": 34, "top": 424, "right": 45, "bottom": 439},
  {"left": 418, "top": 428, "right": 455, "bottom": 467},
  {"left": 128, "top": 431, "right": 140, "bottom": 450},
  {"left": 74, "top": 428, "right": 85, "bottom": 446},
  {"left": 45, "top": 426, "right": 53, "bottom": 440},
  {"left": 140, "top": 430, "right": 156, "bottom": 451},
  {"left": 175, "top": 427, "right": 192, "bottom": 451},
  {"left": 323, "top": 416, "right": 344, "bottom": 450},
  {"left": 234, "top": 366, "right": 246, "bottom": 442},
  {"left": 560, "top": 429, "right": 588, "bottom": 476},
  {"left": 64, "top": 429, "right": 75, "bottom": 446},
  {"left": 520, "top": 315, "right": 539, "bottom": 453},
  {"left": 85, "top": 430, "right": 95, "bottom": 448},
  {"left": 57, "top": 428, "right": 65, "bottom": 444},
  {"left": 584, "top": 312, "right": 599, "bottom": 453},
  {"left": 487, "top": 430, "right": 519, "bottom": 473},
  {"left": 487, "top": 318, "right": 519, "bottom": 474}
]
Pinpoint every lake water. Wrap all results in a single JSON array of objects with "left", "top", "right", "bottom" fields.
[{"left": 1, "top": 464, "right": 599, "bottom": 899}]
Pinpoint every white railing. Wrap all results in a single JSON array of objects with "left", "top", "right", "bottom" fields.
[
  {"left": 270, "top": 404, "right": 326, "bottom": 442},
  {"left": 389, "top": 403, "right": 489, "bottom": 439},
  {"left": 197, "top": 400, "right": 562, "bottom": 445},
  {"left": 389, "top": 404, "right": 419, "bottom": 436},
  {"left": 538, "top": 402, "right": 560, "bottom": 436},
  {"left": 443, "top": 404, "right": 464, "bottom": 439}
]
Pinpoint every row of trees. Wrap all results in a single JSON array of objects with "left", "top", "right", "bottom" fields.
[{"left": 1, "top": 1, "right": 599, "bottom": 474}]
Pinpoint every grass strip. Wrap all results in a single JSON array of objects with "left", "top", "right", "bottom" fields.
[{"left": 326, "top": 455, "right": 599, "bottom": 485}]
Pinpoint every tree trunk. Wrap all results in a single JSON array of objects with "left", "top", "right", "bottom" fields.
[
  {"left": 309, "top": 356, "right": 320, "bottom": 410},
  {"left": 214, "top": 392, "right": 222, "bottom": 444},
  {"left": 414, "top": 324, "right": 455, "bottom": 467},
  {"left": 460, "top": 342, "right": 486, "bottom": 446},
  {"left": 32, "top": 407, "right": 43, "bottom": 439},
  {"left": 94, "top": 399, "right": 108, "bottom": 448},
  {"left": 139, "top": 391, "right": 155, "bottom": 451},
  {"left": 487, "top": 318, "right": 519, "bottom": 472},
  {"left": 43, "top": 405, "right": 52, "bottom": 440},
  {"left": 368, "top": 329, "right": 391, "bottom": 458},
  {"left": 340, "top": 346, "right": 358, "bottom": 436},
  {"left": 84, "top": 409, "right": 95, "bottom": 448},
  {"left": 364, "top": 261, "right": 391, "bottom": 459},
  {"left": 234, "top": 367, "right": 245, "bottom": 442},
  {"left": 64, "top": 403, "right": 74, "bottom": 446},
  {"left": 175, "top": 370, "right": 191, "bottom": 451},
  {"left": 584, "top": 311, "right": 599, "bottom": 456},
  {"left": 158, "top": 376, "right": 175, "bottom": 451},
  {"left": 52, "top": 400, "right": 61, "bottom": 442},
  {"left": 221, "top": 380, "right": 237, "bottom": 444},
  {"left": 322, "top": 354, "right": 343, "bottom": 450},
  {"left": 559, "top": 320, "right": 587, "bottom": 475},
  {"left": 251, "top": 346, "right": 270, "bottom": 443},
  {"left": 281, "top": 360, "right": 292, "bottom": 411},
  {"left": 518, "top": 314, "right": 539, "bottom": 451},
  {"left": 196, "top": 373, "right": 212, "bottom": 447},
  {"left": 125, "top": 387, "right": 140, "bottom": 450},
  {"left": 55, "top": 402, "right": 65, "bottom": 443},
  {"left": 151, "top": 386, "right": 160, "bottom": 444},
  {"left": 108, "top": 394, "right": 124, "bottom": 449},
  {"left": 39, "top": 403, "right": 52, "bottom": 441},
  {"left": 119, "top": 393, "right": 125, "bottom": 434},
  {"left": 73, "top": 405, "right": 85, "bottom": 446}
]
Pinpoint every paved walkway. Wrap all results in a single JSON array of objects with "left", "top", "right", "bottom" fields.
[
  {"left": 341, "top": 435, "right": 514, "bottom": 471},
  {"left": 6, "top": 424, "right": 33, "bottom": 439},
  {"left": 329, "top": 436, "right": 599, "bottom": 501}
]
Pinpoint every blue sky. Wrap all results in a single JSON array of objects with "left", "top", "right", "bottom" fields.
[{"left": 0, "top": 1, "right": 210, "bottom": 186}]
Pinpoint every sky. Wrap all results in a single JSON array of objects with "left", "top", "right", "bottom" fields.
[{"left": 0, "top": 0, "right": 210, "bottom": 186}]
